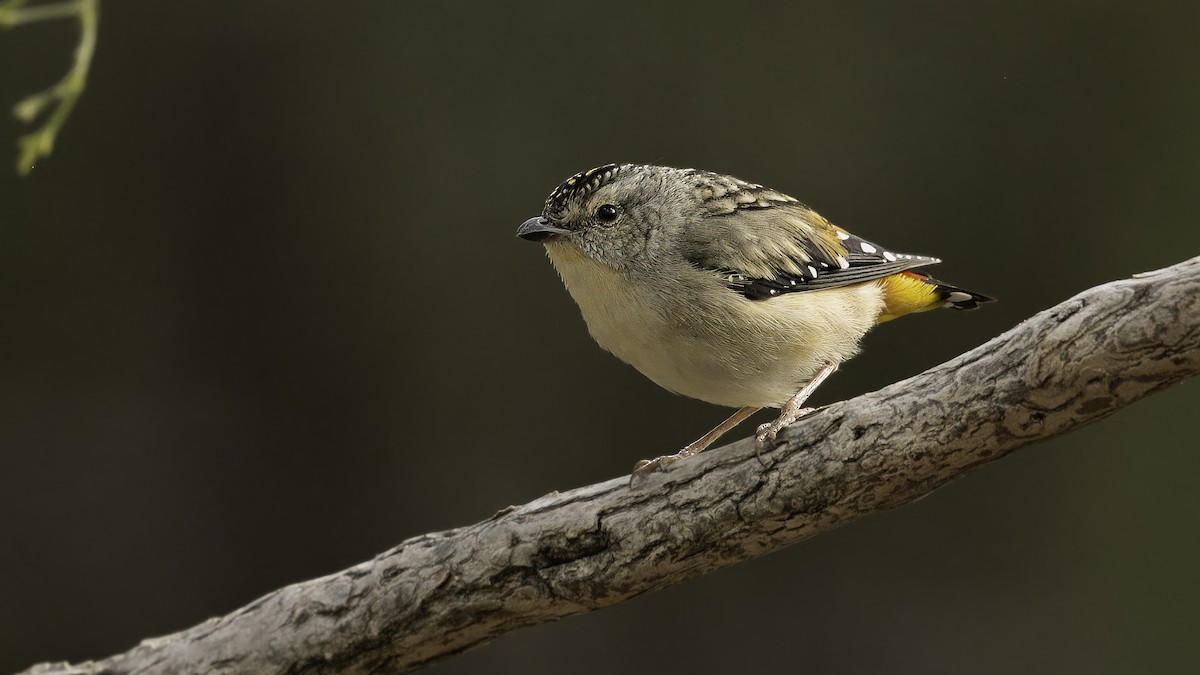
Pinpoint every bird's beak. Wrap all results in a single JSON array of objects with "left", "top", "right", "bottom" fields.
[{"left": 516, "top": 217, "right": 571, "bottom": 243}]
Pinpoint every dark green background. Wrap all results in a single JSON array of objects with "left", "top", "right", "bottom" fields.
[{"left": 3, "top": 2, "right": 1198, "bottom": 673}]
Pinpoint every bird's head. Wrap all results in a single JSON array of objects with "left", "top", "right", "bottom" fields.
[{"left": 516, "top": 164, "right": 702, "bottom": 272}]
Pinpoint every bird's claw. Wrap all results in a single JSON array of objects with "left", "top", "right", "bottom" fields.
[
  {"left": 754, "top": 407, "right": 816, "bottom": 453},
  {"left": 754, "top": 423, "right": 780, "bottom": 452},
  {"left": 630, "top": 445, "right": 704, "bottom": 485},
  {"left": 629, "top": 454, "right": 680, "bottom": 485}
]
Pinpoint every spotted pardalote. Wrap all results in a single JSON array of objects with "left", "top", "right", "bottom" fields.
[{"left": 517, "top": 164, "right": 993, "bottom": 477}]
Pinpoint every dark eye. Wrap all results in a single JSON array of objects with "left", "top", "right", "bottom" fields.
[{"left": 595, "top": 204, "right": 620, "bottom": 222}]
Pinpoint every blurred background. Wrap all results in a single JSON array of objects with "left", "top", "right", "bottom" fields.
[{"left": 2, "top": 1, "right": 1199, "bottom": 673}]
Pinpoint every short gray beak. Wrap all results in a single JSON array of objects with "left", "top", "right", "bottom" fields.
[{"left": 516, "top": 217, "right": 571, "bottom": 242}]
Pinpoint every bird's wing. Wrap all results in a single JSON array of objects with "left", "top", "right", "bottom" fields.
[{"left": 681, "top": 187, "right": 939, "bottom": 300}]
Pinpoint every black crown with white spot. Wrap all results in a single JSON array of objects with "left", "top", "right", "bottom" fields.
[{"left": 543, "top": 164, "right": 623, "bottom": 220}]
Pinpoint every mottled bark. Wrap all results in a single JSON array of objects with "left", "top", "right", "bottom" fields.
[{"left": 23, "top": 257, "right": 1200, "bottom": 675}]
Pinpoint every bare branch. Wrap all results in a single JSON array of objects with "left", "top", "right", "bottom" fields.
[{"left": 22, "top": 256, "right": 1200, "bottom": 675}]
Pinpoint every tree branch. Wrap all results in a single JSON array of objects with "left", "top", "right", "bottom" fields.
[{"left": 22, "top": 256, "right": 1200, "bottom": 675}]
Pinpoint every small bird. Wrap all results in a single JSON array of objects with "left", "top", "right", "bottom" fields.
[{"left": 517, "top": 164, "right": 993, "bottom": 477}]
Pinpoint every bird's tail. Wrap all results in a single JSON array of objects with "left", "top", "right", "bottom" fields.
[{"left": 876, "top": 271, "right": 995, "bottom": 322}]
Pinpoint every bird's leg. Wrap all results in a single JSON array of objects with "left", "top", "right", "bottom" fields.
[
  {"left": 755, "top": 360, "right": 840, "bottom": 451},
  {"left": 631, "top": 406, "right": 760, "bottom": 480}
]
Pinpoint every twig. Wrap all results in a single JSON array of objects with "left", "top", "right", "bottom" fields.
[
  {"left": 0, "top": 0, "right": 100, "bottom": 175},
  {"left": 19, "top": 255, "right": 1200, "bottom": 675}
]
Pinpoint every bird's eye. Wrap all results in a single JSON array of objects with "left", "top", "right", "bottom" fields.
[{"left": 595, "top": 204, "right": 620, "bottom": 222}]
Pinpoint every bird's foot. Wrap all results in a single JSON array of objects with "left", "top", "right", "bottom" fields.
[
  {"left": 753, "top": 361, "right": 839, "bottom": 453},
  {"left": 629, "top": 444, "right": 703, "bottom": 484},
  {"left": 754, "top": 407, "right": 816, "bottom": 452}
]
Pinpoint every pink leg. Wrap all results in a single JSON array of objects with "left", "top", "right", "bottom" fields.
[
  {"left": 631, "top": 406, "right": 760, "bottom": 481},
  {"left": 754, "top": 360, "right": 840, "bottom": 450}
]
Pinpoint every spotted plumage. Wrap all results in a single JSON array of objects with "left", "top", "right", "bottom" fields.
[
  {"left": 544, "top": 163, "right": 623, "bottom": 220},
  {"left": 660, "top": 166, "right": 992, "bottom": 312}
]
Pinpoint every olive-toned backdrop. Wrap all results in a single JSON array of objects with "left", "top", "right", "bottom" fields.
[{"left": 3, "top": 2, "right": 1198, "bottom": 673}]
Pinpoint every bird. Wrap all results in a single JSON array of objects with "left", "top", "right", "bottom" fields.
[{"left": 516, "top": 164, "right": 993, "bottom": 478}]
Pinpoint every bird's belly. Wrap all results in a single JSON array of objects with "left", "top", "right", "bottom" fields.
[
  {"left": 548, "top": 246, "right": 884, "bottom": 409},
  {"left": 590, "top": 313, "right": 849, "bottom": 409},
  {"left": 614, "top": 330, "right": 823, "bottom": 409}
]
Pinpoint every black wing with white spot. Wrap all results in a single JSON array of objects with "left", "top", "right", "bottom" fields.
[
  {"left": 680, "top": 182, "right": 942, "bottom": 301},
  {"left": 727, "top": 231, "right": 941, "bottom": 300}
]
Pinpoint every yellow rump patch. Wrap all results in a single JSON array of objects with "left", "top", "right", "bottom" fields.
[{"left": 876, "top": 272, "right": 943, "bottom": 323}]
